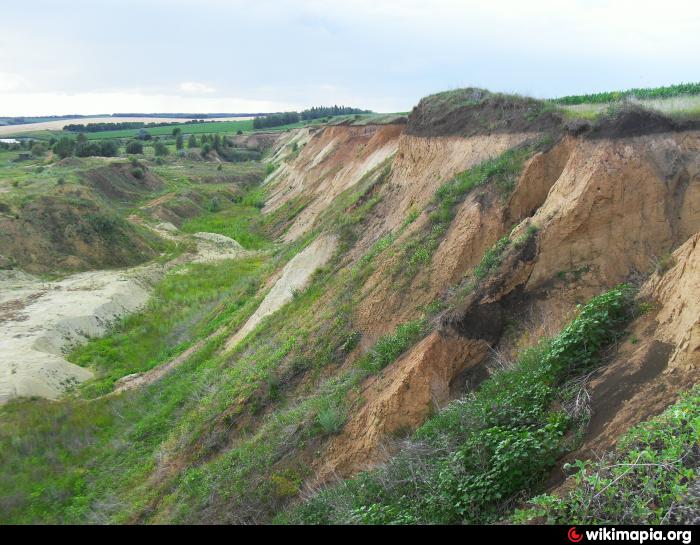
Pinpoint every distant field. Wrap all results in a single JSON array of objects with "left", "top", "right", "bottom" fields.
[
  {"left": 558, "top": 94, "right": 700, "bottom": 120},
  {"left": 553, "top": 82, "right": 700, "bottom": 105},
  {"left": 1, "top": 112, "right": 404, "bottom": 142},
  {"left": 0, "top": 116, "right": 254, "bottom": 136}
]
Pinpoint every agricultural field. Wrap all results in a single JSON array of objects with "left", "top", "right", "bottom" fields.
[
  {"left": 2, "top": 113, "right": 401, "bottom": 143},
  {"left": 552, "top": 82, "right": 700, "bottom": 120}
]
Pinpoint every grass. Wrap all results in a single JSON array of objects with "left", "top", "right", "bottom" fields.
[
  {"left": 514, "top": 385, "right": 700, "bottom": 525},
  {"left": 179, "top": 187, "right": 269, "bottom": 250},
  {"left": 286, "top": 284, "right": 639, "bottom": 524},
  {"left": 3, "top": 114, "right": 366, "bottom": 142},
  {"left": 69, "top": 255, "right": 268, "bottom": 398},
  {"left": 357, "top": 318, "right": 428, "bottom": 374},
  {"left": 402, "top": 143, "right": 541, "bottom": 278}
]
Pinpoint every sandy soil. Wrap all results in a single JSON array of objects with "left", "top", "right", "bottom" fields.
[
  {"left": 0, "top": 267, "right": 156, "bottom": 403},
  {"left": 0, "top": 116, "right": 254, "bottom": 136},
  {"left": 224, "top": 235, "right": 337, "bottom": 351},
  {"left": 0, "top": 226, "right": 248, "bottom": 404}
]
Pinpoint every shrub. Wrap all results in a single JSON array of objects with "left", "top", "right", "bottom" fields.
[
  {"left": 98, "top": 140, "right": 118, "bottom": 157},
  {"left": 125, "top": 140, "right": 143, "bottom": 154},
  {"left": 31, "top": 142, "right": 48, "bottom": 157},
  {"left": 358, "top": 318, "right": 427, "bottom": 373},
  {"left": 293, "top": 285, "right": 638, "bottom": 524},
  {"left": 75, "top": 141, "right": 101, "bottom": 157},
  {"left": 316, "top": 404, "right": 346, "bottom": 436},
  {"left": 154, "top": 142, "right": 169, "bottom": 157},
  {"left": 655, "top": 252, "right": 676, "bottom": 275},
  {"left": 515, "top": 385, "right": 700, "bottom": 524},
  {"left": 52, "top": 137, "right": 75, "bottom": 159}
]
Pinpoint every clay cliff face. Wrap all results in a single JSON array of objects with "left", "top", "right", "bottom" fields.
[{"left": 263, "top": 121, "right": 700, "bottom": 482}]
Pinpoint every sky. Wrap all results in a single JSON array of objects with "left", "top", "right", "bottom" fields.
[{"left": 1, "top": 0, "right": 700, "bottom": 116}]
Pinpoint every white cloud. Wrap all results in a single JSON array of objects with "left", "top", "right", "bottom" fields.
[
  {"left": 179, "top": 82, "right": 217, "bottom": 94},
  {"left": 2, "top": 1, "right": 700, "bottom": 114}
]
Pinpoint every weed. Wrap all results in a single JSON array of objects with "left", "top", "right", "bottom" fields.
[
  {"left": 514, "top": 385, "right": 700, "bottom": 524},
  {"left": 290, "top": 285, "right": 638, "bottom": 524}
]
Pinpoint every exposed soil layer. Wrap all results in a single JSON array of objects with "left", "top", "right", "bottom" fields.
[
  {"left": 224, "top": 235, "right": 338, "bottom": 350},
  {"left": 290, "top": 124, "right": 700, "bottom": 484},
  {"left": 586, "top": 105, "right": 700, "bottom": 139}
]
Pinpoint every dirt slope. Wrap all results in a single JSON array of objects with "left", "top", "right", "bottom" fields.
[
  {"left": 224, "top": 235, "right": 338, "bottom": 350},
  {"left": 273, "top": 123, "right": 700, "bottom": 481}
]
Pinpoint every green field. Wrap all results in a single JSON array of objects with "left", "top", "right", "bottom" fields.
[
  {"left": 3, "top": 113, "right": 401, "bottom": 142},
  {"left": 553, "top": 82, "right": 700, "bottom": 105}
]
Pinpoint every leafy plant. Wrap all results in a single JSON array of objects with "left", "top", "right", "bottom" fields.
[
  {"left": 515, "top": 385, "right": 700, "bottom": 524},
  {"left": 291, "top": 285, "right": 638, "bottom": 524}
]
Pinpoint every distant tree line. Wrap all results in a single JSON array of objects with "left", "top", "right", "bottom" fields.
[
  {"left": 300, "top": 105, "right": 371, "bottom": 120},
  {"left": 51, "top": 134, "right": 119, "bottom": 159},
  {"left": 63, "top": 121, "right": 203, "bottom": 133},
  {"left": 113, "top": 113, "right": 263, "bottom": 119},
  {"left": 253, "top": 105, "right": 372, "bottom": 129},
  {"left": 0, "top": 115, "right": 86, "bottom": 126},
  {"left": 253, "top": 112, "right": 300, "bottom": 129}
]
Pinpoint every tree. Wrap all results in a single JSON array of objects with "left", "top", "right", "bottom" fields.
[
  {"left": 201, "top": 143, "right": 211, "bottom": 157},
  {"left": 154, "top": 141, "right": 169, "bottom": 157},
  {"left": 53, "top": 137, "right": 75, "bottom": 159},
  {"left": 137, "top": 128, "right": 152, "bottom": 141},
  {"left": 76, "top": 132, "right": 87, "bottom": 144},
  {"left": 172, "top": 127, "right": 182, "bottom": 137},
  {"left": 75, "top": 141, "right": 101, "bottom": 157},
  {"left": 31, "top": 142, "right": 48, "bottom": 157},
  {"left": 99, "top": 140, "right": 119, "bottom": 157},
  {"left": 125, "top": 140, "right": 143, "bottom": 154},
  {"left": 188, "top": 134, "right": 198, "bottom": 148},
  {"left": 175, "top": 134, "right": 184, "bottom": 150}
]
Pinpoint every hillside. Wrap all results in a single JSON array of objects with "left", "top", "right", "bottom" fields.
[{"left": 0, "top": 87, "right": 698, "bottom": 525}]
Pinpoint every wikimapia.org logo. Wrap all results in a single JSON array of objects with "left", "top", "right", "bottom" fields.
[{"left": 567, "top": 527, "right": 693, "bottom": 544}]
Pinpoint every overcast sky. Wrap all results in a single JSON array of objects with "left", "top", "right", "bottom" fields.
[{"left": 1, "top": 0, "right": 700, "bottom": 116}]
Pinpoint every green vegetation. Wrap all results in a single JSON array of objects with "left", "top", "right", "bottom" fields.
[
  {"left": 52, "top": 136, "right": 75, "bottom": 158},
  {"left": 125, "top": 140, "right": 143, "bottom": 154},
  {"left": 515, "top": 385, "right": 700, "bottom": 524},
  {"left": 288, "top": 285, "right": 638, "bottom": 524},
  {"left": 553, "top": 82, "right": 700, "bottom": 105},
  {"left": 70, "top": 256, "right": 267, "bottom": 397},
  {"left": 179, "top": 189, "right": 267, "bottom": 249},
  {"left": 404, "top": 143, "right": 541, "bottom": 276},
  {"left": 3, "top": 82, "right": 696, "bottom": 527},
  {"left": 253, "top": 106, "right": 372, "bottom": 129},
  {"left": 357, "top": 318, "right": 427, "bottom": 373},
  {"left": 64, "top": 120, "right": 185, "bottom": 133}
]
